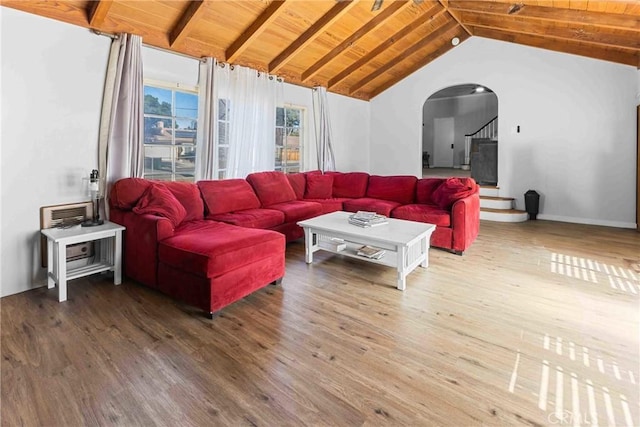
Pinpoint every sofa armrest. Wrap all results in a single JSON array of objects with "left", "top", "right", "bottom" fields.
[
  {"left": 121, "top": 211, "right": 175, "bottom": 287},
  {"left": 450, "top": 192, "right": 480, "bottom": 253}
]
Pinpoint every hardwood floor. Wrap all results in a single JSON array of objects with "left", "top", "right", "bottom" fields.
[{"left": 2, "top": 220, "right": 639, "bottom": 426}]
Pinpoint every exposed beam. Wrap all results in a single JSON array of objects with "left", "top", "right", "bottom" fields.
[
  {"left": 169, "top": 0, "right": 207, "bottom": 48},
  {"left": 470, "top": 26, "right": 640, "bottom": 68},
  {"left": 349, "top": 19, "right": 459, "bottom": 94},
  {"left": 268, "top": 0, "right": 357, "bottom": 74},
  {"left": 367, "top": 29, "right": 469, "bottom": 98},
  {"left": 458, "top": 11, "right": 640, "bottom": 50},
  {"left": 226, "top": 1, "right": 288, "bottom": 63},
  {"left": 448, "top": 1, "right": 640, "bottom": 33},
  {"left": 438, "top": 0, "right": 472, "bottom": 36},
  {"left": 329, "top": 4, "right": 444, "bottom": 89},
  {"left": 88, "top": 0, "right": 113, "bottom": 28},
  {"left": 300, "top": 0, "right": 410, "bottom": 83}
]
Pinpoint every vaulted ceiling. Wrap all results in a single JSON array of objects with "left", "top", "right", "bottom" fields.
[{"left": 3, "top": 1, "right": 640, "bottom": 100}]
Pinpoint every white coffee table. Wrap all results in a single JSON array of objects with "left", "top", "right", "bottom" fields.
[{"left": 298, "top": 211, "right": 436, "bottom": 290}]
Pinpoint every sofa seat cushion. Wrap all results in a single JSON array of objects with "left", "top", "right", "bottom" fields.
[
  {"left": 198, "top": 179, "right": 260, "bottom": 216},
  {"left": 342, "top": 198, "right": 401, "bottom": 217},
  {"left": 325, "top": 172, "right": 369, "bottom": 198},
  {"left": 391, "top": 204, "right": 451, "bottom": 227},
  {"left": 246, "top": 171, "right": 297, "bottom": 206},
  {"left": 304, "top": 198, "right": 349, "bottom": 214},
  {"left": 366, "top": 175, "right": 417, "bottom": 204},
  {"left": 268, "top": 200, "right": 323, "bottom": 222},
  {"left": 159, "top": 222, "right": 284, "bottom": 278},
  {"left": 208, "top": 208, "right": 284, "bottom": 229}
]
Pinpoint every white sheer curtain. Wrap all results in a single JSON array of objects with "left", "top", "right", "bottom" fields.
[
  {"left": 217, "top": 64, "right": 283, "bottom": 178},
  {"left": 98, "top": 33, "right": 144, "bottom": 215},
  {"left": 195, "top": 57, "right": 218, "bottom": 180},
  {"left": 312, "top": 86, "right": 336, "bottom": 172}
]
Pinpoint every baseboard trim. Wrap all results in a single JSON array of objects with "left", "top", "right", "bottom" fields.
[{"left": 536, "top": 214, "right": 636, "bottom": 229}]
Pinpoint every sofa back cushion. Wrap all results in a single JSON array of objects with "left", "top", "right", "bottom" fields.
[
  {"left": 162, "top": 181, "right": 204, "bottom": 221},
  {"left": 109, "top": 178, "right": 152, "bottom": 210},
  {"left": 416, "top": 178, "right": 444, "bottom": 204},
  {"left": 286, "top": 173, "right": 306, "bottom": 200},
  {"left": 431, "top": 177, "right": 478, "bottom": 209},
  {"left": 366, "top": 175, "right": 417, "bottom": 204},
  {"left": 246, "top": 171, "right": 297, "bottom": 207},
  {"left": 198, "top": 179, "right": 261, "bottom": 216},
  {"left": 325, "top": 172, "right": 369, "bottom": 198},
  {"left": 305, "top": 174, "right": 333, "bottom": 199},
  {"left": 133, "top": 184, "right": 187, "bottom": 228}
]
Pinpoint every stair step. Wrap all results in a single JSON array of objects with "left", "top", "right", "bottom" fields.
[
  {"left": 480, "top": 208, "right": 528, "bottom": 223},
  {"left": 480, "top": 196, "right": 513, "bottom": 210},
  {"left": 479, "top": 186, "right": 500, "bottom": 197}
]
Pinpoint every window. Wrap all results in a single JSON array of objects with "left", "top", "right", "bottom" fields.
[
  {"left": 275, "top": 106, "right": 303, "bottom": 173},
  {"left": 217, "top": 99, "right": 230, "bottom": 180},
  {"left": 143, "top": 82, "right": 198, "bottom": 182}
]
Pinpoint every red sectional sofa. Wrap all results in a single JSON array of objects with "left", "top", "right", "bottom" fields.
[{"left": 109, "top": 171, "right": 479, "bottom": 316}]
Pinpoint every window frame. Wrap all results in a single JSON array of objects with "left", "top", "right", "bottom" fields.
[{"left": 275, "top": 104, "right": 305, "bottom": 174}]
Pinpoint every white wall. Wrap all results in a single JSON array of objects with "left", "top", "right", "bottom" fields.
[
  {"left": 1, "top": 8, "right": 111, "bottom": 297},
  {"left": 371, "top": 37, "right": 638, "bottom": 228}
]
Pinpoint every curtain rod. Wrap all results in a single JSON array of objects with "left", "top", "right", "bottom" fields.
[{"left": 92, "top": 29, "right": 284, "bottom": 81}]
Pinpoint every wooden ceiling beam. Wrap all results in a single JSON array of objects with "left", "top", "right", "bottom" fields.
[
  {"left": 226, "top": 1, "right": 288, "bottom": 63},
  {"left": 88, "top": 0, "right": 114, "bottom": 28},
  {"left": 268, "top": 0, "right": 357, "bottom": 74},
  {"left": 448, "top": 1, "right": 640, "bottom": 32},
  {"left": 368, "top": 28, "right": 469, "bottom": 99},
  {"left": 329, "top": 3, "right": 445, "bottom": 89},
  {"left": 438, "top": 0, "right": 472, "bottom": 36},
  {"left": 458, "top": 10, "right": 640, "bottom": 51},
  {"left": 169, "top": 0, "right": 207, "bottom": 48},
  {"left": 470, "top": 25, "right": 640, "bottom": 68},
  {"left": 301, "top": 0, "right": 411, "bottom": 83},
  {"left": 349, "top": 19, "right": 459, "bottom": 94}
]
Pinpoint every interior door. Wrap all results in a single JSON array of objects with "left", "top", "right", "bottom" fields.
[{"left": 433, "top": 117, "right": 454, "bottom": 168}]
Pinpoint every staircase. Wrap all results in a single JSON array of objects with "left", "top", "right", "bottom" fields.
[{"left": 479, "top": 186, "right": 528, "bottom": 222}]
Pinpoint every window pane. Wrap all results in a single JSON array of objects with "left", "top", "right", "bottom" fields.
[
  {"left": 176, "top": 146, "right": 195, "bottom": 181},
  {"left": 286, "top": 108, "right": 300, "bottom": 127},
  {"left": 218, "top": 99, "right": 228, "bottom": 120},
  {"left": 275, "top": 127, "right": 284, "bottom": 146},
  {"left": 144, "top": 117, "right": 172, "bottom": 144},
  {"left": 218, "top": 147, "right": 228, "bottom": 170},
  {"left": 144, "top": 87, "right": 172, "bottom": 115},
  {"left": 218, "top": 122, "right": 228, "bottom": 145},
  {"left": 218, "top": 170, "right": 226, "bottom": 180},
  {"left": 175, "top": 118, "right": 197, "bottom": 144},
  {"left": 175, "top": 91, "right": 198, "bottom": 119},
  {"left": 276, "top": 107, "right": 284, "bottom": 126},
  {"left": 144, "top": 145, "right": 173, "bottom": 176}
]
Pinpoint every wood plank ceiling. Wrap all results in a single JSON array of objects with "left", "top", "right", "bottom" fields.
[{"left": 2, "top": 0, "right": 639, "bottom": 101}]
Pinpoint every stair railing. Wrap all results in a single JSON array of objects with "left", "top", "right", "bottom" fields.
[{"left": 464, "top": 116, "right": 498, "bottom": 166}]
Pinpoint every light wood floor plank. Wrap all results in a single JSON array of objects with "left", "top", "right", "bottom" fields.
[{"left": 2, "top": 220, "right": 639, "bottom": 426}]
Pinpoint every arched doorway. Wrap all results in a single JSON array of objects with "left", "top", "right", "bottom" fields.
[{"left": 422, "top": 84, "right": 498, "bottom": 183}]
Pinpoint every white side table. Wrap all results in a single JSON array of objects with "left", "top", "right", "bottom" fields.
[{"left": 41, "top": 221, "right": 125, "bottom": 302}]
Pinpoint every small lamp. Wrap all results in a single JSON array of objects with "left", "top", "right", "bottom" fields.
[{"left": 82, "top": 169, "right": 104, "bottom": 227}]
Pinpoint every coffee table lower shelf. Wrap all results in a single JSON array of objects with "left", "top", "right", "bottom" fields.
[{"left": 298, "top": 212, "right": 436, "bottom": 291}]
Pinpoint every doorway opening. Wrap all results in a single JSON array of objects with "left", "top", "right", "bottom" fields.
[{"left": 422, "top": 84, "right": 498, "bottom": 183}]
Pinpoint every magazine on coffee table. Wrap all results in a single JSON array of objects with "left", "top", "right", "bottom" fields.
[
  {"left": 348, "top": 211, "right": 388, "bottom": 227},
  {"left": 356, "top": 245, "right": 386, "bottom": 259}
]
